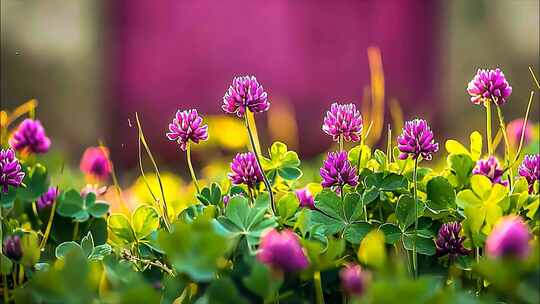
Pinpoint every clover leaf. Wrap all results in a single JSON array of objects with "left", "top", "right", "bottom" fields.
[
  {"left": 17, "top": 163, "right": 49, "bottom": 202},
  {"left": 55, "top": 232, "right": 112, "bottom": 261},
  {"left": 197, "top": 182, "right": 222, "bottom": 206},
  {"left": 311, "top": 189, "right": 372, "bottom": 244},
  {"left": 218, "top": 195, "right": 276, "bottom": 252},
  {"left": 57, "top": 190, "right": 110, "bottom": 222},
  {"left": 108, "top": 205, "right": 160, "bottom": 246},
  {"left": 260, "top": 141, "right": 302, "bottom": 182}
]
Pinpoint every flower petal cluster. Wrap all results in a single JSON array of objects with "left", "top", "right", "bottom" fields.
[
  {"left": 467, "top": 68, "right": 512, "bottom": 106},
  {"left": 0, "top": 148, "right": 25, "bottom": 193},
  {"left": 340, "top": 264, "right": 367, "bottom": 297},
  {"left": 166, "top": 109, "right": 209, "bottom": 151},
  {"left": 9, "top": 119, "right": 51, "bottom": 154},
  {"left": 473, "top": 156, "right": 507, "bottom": 186},
  {"left": 295, "top": 187, "right": 315, "bottom": 209},
  {"left": 320, "top": 151, "right": 358, "bottom": 188},
  {"left": 397, "top": 119, "right": 439, "bottom": 160},
  {"left": 322, "top": 103, "right": 363, "bottom": 142},
  {"left": 37, "top": 187, "right": 59, "bottom": 210},
  {"left": 80, "top": 147, "right": 112, "bottom": 181},
  {"left": 228, "top": 152, "right": 264, "bottom": 188},
  {"left": 435, "top": 222, "right": 470, "bottom": 259},
  {"left": 257, "top": 229, "right": 309, "bottom": 272},
  {"left": 486, "top": 216, "right": 531, "bottom": 260},
  {"left": 518, "top": 154, "right": 539, "bottom": 193},
  {"left": 222, "top": 76, "right": 270, "bottom": 117}
]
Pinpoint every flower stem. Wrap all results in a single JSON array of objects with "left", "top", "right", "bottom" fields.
[
  {"left": 339, "top": 134, "right": 344, "bottom": 152},
  {"left": 495, "top": 105, "right": 513, "bottom": 187},
  {"left": 244, "top": 114, "right": 276, "bottom": 215},
  {"left": 412, "top": 157, "right": 419, "bottom": 279},
  {"left": 313, "top": 271, "right": 325, "bottom": 304},
  {"left": 72, "top": 221, "right": 79, "bottom": 241},
  {"left": 485, "top": 101, "right": 493, "bottom": 155},
  {"left": 39, "top": 199, "right": 57, "bottom": 249},
  {"left": 186, "top": 142, "right": 201, "bottom": 194}
]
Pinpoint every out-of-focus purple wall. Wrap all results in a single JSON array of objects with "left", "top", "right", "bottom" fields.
[{"left": 107, "top": 0, "right": 441, "bottom": 166}]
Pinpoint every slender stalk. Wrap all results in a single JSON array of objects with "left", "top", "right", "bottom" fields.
[
  {"left": 72, "top": 222, "right": 79, "bottom": 241},
  {"left": 244, "top": 114, "right": 276, "bottom": 215},
  {"left": 186, "top": 142, "right": 201, "bottom": 194},
  {"left": 508, "top": 91, "right": 535, "bottom": 170},
  {"left": 313, "top": 271, "right": 325, "bottom": 304},
  {"left": 2, "top": 274, "right": 8, "bottom": 304},
  {"left": 39, "top": 200, "right": 58, "bottom": 249},
  {"left": 495, "top": 105, "right": 512, "bottom": 187},
  {"left": 339, "top": 134, "right": 344, "bottom": 152},
  {"left": 485, "top": 101, "right": 493, "bottom": 155},
  {"left": 357, "top": 136, "right": 365, "bottom": 173},
  {"left": 412, "top": 157, "right": 419, "bottom": 279},
  {"left": 476, "top": 247, "right": 481, "bottom": 294}
]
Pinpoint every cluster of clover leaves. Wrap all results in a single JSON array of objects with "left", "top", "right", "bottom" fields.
[{"left": 1, "top": 131, "right": 538, "bottom": 304}]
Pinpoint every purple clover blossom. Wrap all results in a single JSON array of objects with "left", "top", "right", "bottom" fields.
[
  {"left": 473, "top": 156, "right": 507, "bottom": 186},
  {"left": 320, "top": 151, "right": 358, "bottom": 189},
  {"left": 228, "top": 152, "right": 264, "bottom": 188},
  {"left": 467, "top": 68, "right": 512, "bottom": 106},
  {"left": 519, "top": 154, "right": 539, "bottom": 194},
  {"left": 257, "top": 229, "right": 309, "bottom": 272},
  {"left": 222, "top": 76, "right": 270, "bottom": 117},
  {"left": 36, "top": 187, "right": 59, "bottom": 210},
  {"left": 340, "top": 264, "right": 367, "bottom": 297},
  {"left": 435, "top": 222, "right": 470, "bottom": 260},
  {"left": 80, "top": 147, "right": 112, "bottom": 181},
  {"left": 322, "top": 103, "right": 363, "bottom": 142},
  {"left": 166, "top": 109, "right": 209, "bottom": 151},
  {"left": 486, "top": 216, "right": 531, "bottom": 260},
  {"left": 3, "top": 235, "right": 22, "bottom": 261},
  {"left": 397, "top": 119, "right": 439, "bottom": 161},
  {"left": 295, "top": 187, "right": 315, "bottom": 209},
  {"left": 9, "top": 119, "right": 51, "bottom": 154},
  {"left": 0, "top": 148, "right": 25, "bottom": 193},
  {"left": 507, "top": 119, "right": 533, "bottom": 146}
]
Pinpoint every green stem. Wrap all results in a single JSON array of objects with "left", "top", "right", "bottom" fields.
[
  {"left": 244, "top": 114, "right": 276, "bottom": 215},
  {"left": 2, "top": 274, "right": 8, "bottom": 304},
  {"left": 476, "top": 247, "right": 481, "bottom": 294},
  {"left": 357, "top": 136, "right": 365, "bottom": 173},
  {"left": 186, "top": 142, "right": 201, "bottom": 194},
  {"left": 72, "top": 222, "right": 79, "bottom": 241},
  {"left": 485, "top": 101, "right": 493, "bottom": 155},
  {"left": 412, "top": 158, "right": 419, "bottom": 279},
  {"left": 313, "top": 271, "right": 325, "bottom": 304},
  {"left": 495, "top": 105, "right": 512, "bottom": 187},
  {"left": 39, "top": 199, "right": 57, "bottom": 249},
  {"left": 339, "top": 134, "right": 344, "bottom": 152}
]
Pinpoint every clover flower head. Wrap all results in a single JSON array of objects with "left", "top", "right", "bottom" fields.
[
  {"left": 257, "top": 229, "right": 309, "bottom": 272},
  {"left": 518, "top": 154, "right": 539, "bottom": 194},
  {"left": 3, "top": 235, "right": 22, "bottom": 261},
  {"left": 322, "top": 103, "right": 363, "bottom": 142},
  {"left": 486, "top": 216, "right": 531, "bottom": 260},
  {"left": 166, "top": 109, "right": 209, "bottom": 151},
  {"left": 228, "top": 152, "right": 264, "bottom": 188},
  {"left": 36, "top": 187, "right": 59, "bottom": 210},
  {"left": 435, "top": 222, "right": 470, "bottom": 260},
  {"left": 507, "top": 119, "right": 533, "bottom": 146},
  {"left": 80, "top": 147, "right": 112, "bottom": 181},
  {"left": 222, "top": 76, "right": 270, "bottom": 117},
  {"left": 340, "top": 264, "right": 367, "bottom": 297},
  {"left": 295, "top": 187, "right": 315, "bottom": 209},
  {"left": 9, "top": 119, "right": 51, "bottom": 154},
  {"left": 0, "top": 148, "right": 25, "bottom": 193},
  {"left": 397, "top": 119, "right": 439, "bottom": 160},
  {"left": 320, "top": 151, "right": 358, "bottom": 189},
  {"left": 467, "top": 68, "right": 512, "bottom": 106},
  {"left": 473, "top": 156, "right": 507, "bottom": 186}
]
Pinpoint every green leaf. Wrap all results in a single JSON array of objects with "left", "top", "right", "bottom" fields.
[
  {"left": 56, "top": 189, "right": 85, "bottom": 218},
  {"left": 87, "top": 201, "right": 109, "bottom": 218},
  {"left": 158, "top": 219, "right": 230, "bottom": 282},
  {"left": 343, "top": 222, "right": 373, "bottom": 244},
  {"left": 219, "top": 195, "right": 276, "bottom": 251},
  {"left": 378, "top": 223, "right": 401, "bottom": 244},
  {"left": 343, "top": 192, "right": 363, "bottom": 222},
  {"left": 108, "top": 213, "right": 136, "bottom": 244},
  {"left": 403, "top": 234, "right": 436, "bottom": 255},
  {"left": 132, "top": 205, "right": 160, "bottom": 240},
  {"left": 349, "top": 145, "right": 371, "bottom": 169},
  {"left": 242, "top": 261, "right": 283, "bottom": 301},
  {"left": 364, "top": 173, "right": 407, "bottom": 191},
  {"left": 471, "top": 175, "right": 492, "bottom": 200},
  {"left": 362, "top": 186, "right": 379, "bottom": 206},
  {"left": 0, "top": 187, "right": 17, "bottom": 208},
  {"left": 0, "top": 254, "right": 13, "bottom": 275},
  {"left": 396, "top": 195, "right": 416, "bottom": 231},
  {"left": 55, "top": 241, "right": 83, "bottom": 259},
  {"left": 89, "top": 244, "right": 112, "bottom": 260},
  {"left": 17, "top": 163, "right": 49, "bottom": 201},
  {"left": 277, "top": 192, "right": 299, "bottom": 222},
  {"left": 20, "top": 232, "right": 40, "bottom": 266},
  {"left": 80, "top": 232, "right": 94, "bottom": 256},
  {"left": 314, "top": 189, "right": 343, "bottom": 219},
  {"left": 446, "top": 154, "right": 474, "bottom": 188},
  {"left": 426, "top": 176, "right": 456, "bottom": 211},
  {"left": 198, "top": 277, "right": 248, "bottom": 304},
  {"left": 445, "top": 140, "right": 469, "bottom": 155},
  {"left": 277, "top": 167, "right": 302, "bottom": 180}
]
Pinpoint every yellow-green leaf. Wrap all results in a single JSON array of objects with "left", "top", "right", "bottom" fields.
[
  {"left": 357, "top": 230, "right": 386, "bottom": 269},
  {"left": 469, "top": 131, "right": 482, "bottom": 161},
  {"left": 471, "top": 175, "right": 492, "bottom": 200},
  {"left": 132, "top": 205, "right": 160, "bottom": 240},
  {"left": 445, "top": 140, "right": 469, "bottom": 155},
  {"left": 108, "top": 213, "right": 135, "bottom": 244}
]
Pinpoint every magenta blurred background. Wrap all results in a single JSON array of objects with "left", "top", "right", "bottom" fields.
[
  {"left": 2, "top": 0, "right": 539, "bottom": 169},
  {"left": 107, "top": 0, "right": 441, "bottom": 163}
]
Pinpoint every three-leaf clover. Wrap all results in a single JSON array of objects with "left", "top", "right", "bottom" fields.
[
  {"left": 55, "top": 232, "right": 112, "bottom": 261},
  {"left": 57, "top": 190, "right": 109, "bottom": 222},
  {"left": 260, "top": 141, "right": 302, "bottom": 182}
]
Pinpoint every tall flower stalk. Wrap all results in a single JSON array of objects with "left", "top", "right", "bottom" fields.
[
  {"left": 166, "top": 109, "right": 209, "bottom": 195},
  {"left": 222, "top": 76, "right": 275, "bottom": 214},
  {"left": 244, "top": 114, "right": 276, "bottom": 214},
  {"left": 397, "top": 119, "right": 438, "bottom": 278}
]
